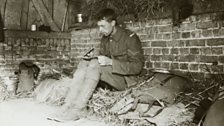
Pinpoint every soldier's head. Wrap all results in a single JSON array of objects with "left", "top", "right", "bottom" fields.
[{"left": 96, "top": 8, "right": 117, "bottom": 36}]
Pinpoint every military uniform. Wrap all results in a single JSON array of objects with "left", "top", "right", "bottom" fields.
[{"left": 99, "top": 26, "right": 144, "bottom": 90}]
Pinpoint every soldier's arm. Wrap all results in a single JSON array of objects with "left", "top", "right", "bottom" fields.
[{"left": 112, "top": 33, "right": 144, "bottom": 75}]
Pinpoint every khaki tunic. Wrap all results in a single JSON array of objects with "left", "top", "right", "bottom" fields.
[{"left": 99, "top": 26, "right": 144, "bottom": 90}]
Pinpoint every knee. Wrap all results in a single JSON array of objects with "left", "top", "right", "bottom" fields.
[
  {"left": 77, "top": 60, "right": 89, "bottom": 69},
  {"left": 88, "top": 59, "right": 100, "bottom": 68}
]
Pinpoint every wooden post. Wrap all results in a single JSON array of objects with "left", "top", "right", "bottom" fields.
[
  {"left": 31, "top": 0, "right": 60, "bottom": 31},
  {"left": 20, "top": 0, "right": 30, "bottom": 30}
]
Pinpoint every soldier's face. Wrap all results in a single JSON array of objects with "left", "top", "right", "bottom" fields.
[{"left": 97, "top": 19, "right": 115, "bottom": 36}]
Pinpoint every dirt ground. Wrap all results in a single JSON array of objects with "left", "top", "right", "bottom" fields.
[{"left": 0, "top": 98, "right": 109, "bottom": 126}]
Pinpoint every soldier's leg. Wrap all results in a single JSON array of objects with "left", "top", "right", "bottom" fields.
[
  {"left": 74, "top": 59, "right": 100, "bottom": 110},
  {"left": 49, "top": 59, "right": 100, "bottom": 121},
  {"left": 100, "top": 66, "right": 127, "bottom": 91},
  {"left": 63, "top": 60, "right": 89, "bottom": 109}
]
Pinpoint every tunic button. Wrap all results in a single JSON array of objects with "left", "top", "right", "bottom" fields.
[{"left": 110, "top": 39, "right": 112, "bottom": 42}]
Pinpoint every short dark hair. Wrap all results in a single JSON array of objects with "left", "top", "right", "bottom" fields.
[{"left": 96, "top": 8, "right": 117, "bottom": 22}]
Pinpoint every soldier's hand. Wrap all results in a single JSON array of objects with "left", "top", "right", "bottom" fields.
[{"left": 97, "top": 55, "right": 112, "bottom": 66}]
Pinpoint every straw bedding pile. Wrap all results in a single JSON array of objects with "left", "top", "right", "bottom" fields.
[
  {"left": 87, "top": 72, "right": 224, "bottom": 126},
  {"left": 0, "top": 78, "right": 8, "bottom": 102}
]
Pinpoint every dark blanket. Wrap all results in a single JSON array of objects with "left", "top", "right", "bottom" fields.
[{"left": 0, "top": 13, "right": 4, "bottom": 42}]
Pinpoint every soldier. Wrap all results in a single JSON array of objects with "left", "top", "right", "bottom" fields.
[{"left": 49, "top": 8, "right": 144, "bottom": 122}]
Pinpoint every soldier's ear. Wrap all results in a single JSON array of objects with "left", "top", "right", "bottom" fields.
[{"left": 111, "top": 20, "right": 116, "bottom": 26}]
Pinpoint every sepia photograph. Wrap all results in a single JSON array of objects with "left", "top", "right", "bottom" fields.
[{"left": 0, "top": 0, "right": 224, "bottom": 126}]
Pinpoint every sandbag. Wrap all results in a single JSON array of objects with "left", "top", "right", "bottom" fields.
[
  {"left": 133, "top": 73, "right": 187, "bottom": 104},
  {"left": 34, "top": 78, "right": 71, "bottom": 106},
  {"left": 203, "top": 98, "right": 224, "bottom": 126},
  {"left": 17, "top": 61, "right": 40, "bottom": 93}
]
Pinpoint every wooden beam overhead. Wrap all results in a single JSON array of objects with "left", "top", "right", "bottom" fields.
[{"left": 31, "top": 0, "right": 60, "bottom": 31}]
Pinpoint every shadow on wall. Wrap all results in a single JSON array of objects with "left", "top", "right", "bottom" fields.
[{"left": 171, "top": 0, "right": 193, "bottom": 26}]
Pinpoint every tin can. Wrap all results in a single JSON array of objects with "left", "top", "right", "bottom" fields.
[
  {"left": 77, "top": 14, "right": 83, "bottom": 23},
  {"left": 31, "top": 24, "right": 37, "bottom": 31}
]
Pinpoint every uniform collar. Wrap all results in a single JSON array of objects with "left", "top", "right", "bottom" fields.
[{"left": 110, "top": 26, "right": 123, "bottom": 42}]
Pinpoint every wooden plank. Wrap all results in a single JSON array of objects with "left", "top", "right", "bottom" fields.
[
  {"left": 31, "top": 0, "right": 60, "bottom": 31},
  {"left": 48, "top": 0, "right": 53, "bottom": 18},
  {"left": 20, "top": 0, "right": 30, "bottom": 30}
]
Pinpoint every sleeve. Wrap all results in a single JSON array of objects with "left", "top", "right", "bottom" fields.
[{"left": 112, "top": 34, "right": 144, "bottom": 75}]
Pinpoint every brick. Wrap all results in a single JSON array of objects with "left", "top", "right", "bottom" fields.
[
  {"left": 162, "top": 48, "right": 169, "bottom": 55},
  {"left": 190, "top": 48, "right": 200, "bottom": 54},
  {"left": 155, "top": 34, "right": 163, "bottom": 40},
  {"left": 207, "top": 38, "right": 224, "bottom": 46},
  {"left": 151, "top": 41, "right": 166, "bottom": 47},
  {"left": 211, "top": 47, "right": 223, "bottom": 55},
  {"left": 191, "top": 30, "right": 202, "bottom": 38},
  {"left": 145, "top": 27, "right": 153, "bottom": 34},
  {"left": 170, "top": 48, "right": 179, "bottom": 54},
  {"left": 213, "top": 29, "right": 224, "bottom": 37},
  {"left": 180, "top": 63, "right": 188, "bottom": 70},
  {"left": 200, "top": 47, "right": 211, "bottom": 55},
  {"left": 178, "top": 55, "right": 196, "bottom": 62},
  {"left": 182, "top": 32, "right": 191, "bottom": 38},
  {"left": 144, "top": 61, "right": 153, "bottom": 68},
  {"left": 219, "top": 56, "right": 224, "bottom": 63},
  {"left": 179, "top": 23, "right": 196, "bottom": 31},
  {"left": 186, "top": 40, "right": 205, "bottom": 46},
  {"left": 158, "top": 25, "right": 172, "bottom": 33},
  {"left": 167, "top": 40, "right": 185, "bottom": 47},
  {"left": 154, "top": 62, "right": 161, "bottom": 68},
  {"left": 180, "top": 48, "right": 190, "bottom": 55},
  {"left": 171, "top": 63, "right": 179, "bottom": 70},
  {"left": 200, "top": 56, "right": 218, "bottom": 63},
  {"left": 151, "top": 55, "right": 161, "bottom": 61},
  {"left": 197, "top": 21, "right": 217, "bottom": 29},
  {"left": 163, "top": 33, "right": 171, "bottom": 40},
  {"left": 162, "top": 55, "right": 175, "bottom": 61},
  {"left": 189, "top": 64, "right": 199, "bottom": 71},
  {"left": 202, "top": 30, "right": 213, "bottom": 37},
  {"left": 153, "top": 48, "right": 162, "bottom": 54},
  {"left": 152, "top": 27, "right": 158, "bottom": 33},
  {"left": 172, "top": 32, "right": 181, "bottom": 39},
  {"left": 161, "top": 62, "right": 170, "bottom": 69}
]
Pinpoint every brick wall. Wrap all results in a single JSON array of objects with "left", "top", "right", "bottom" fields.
[
  {"left": 71, "top": 12, "right": 224, "bottom": 78},
  {"left": 0, "top": 30, "right": 71, "bottom": 78}
]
